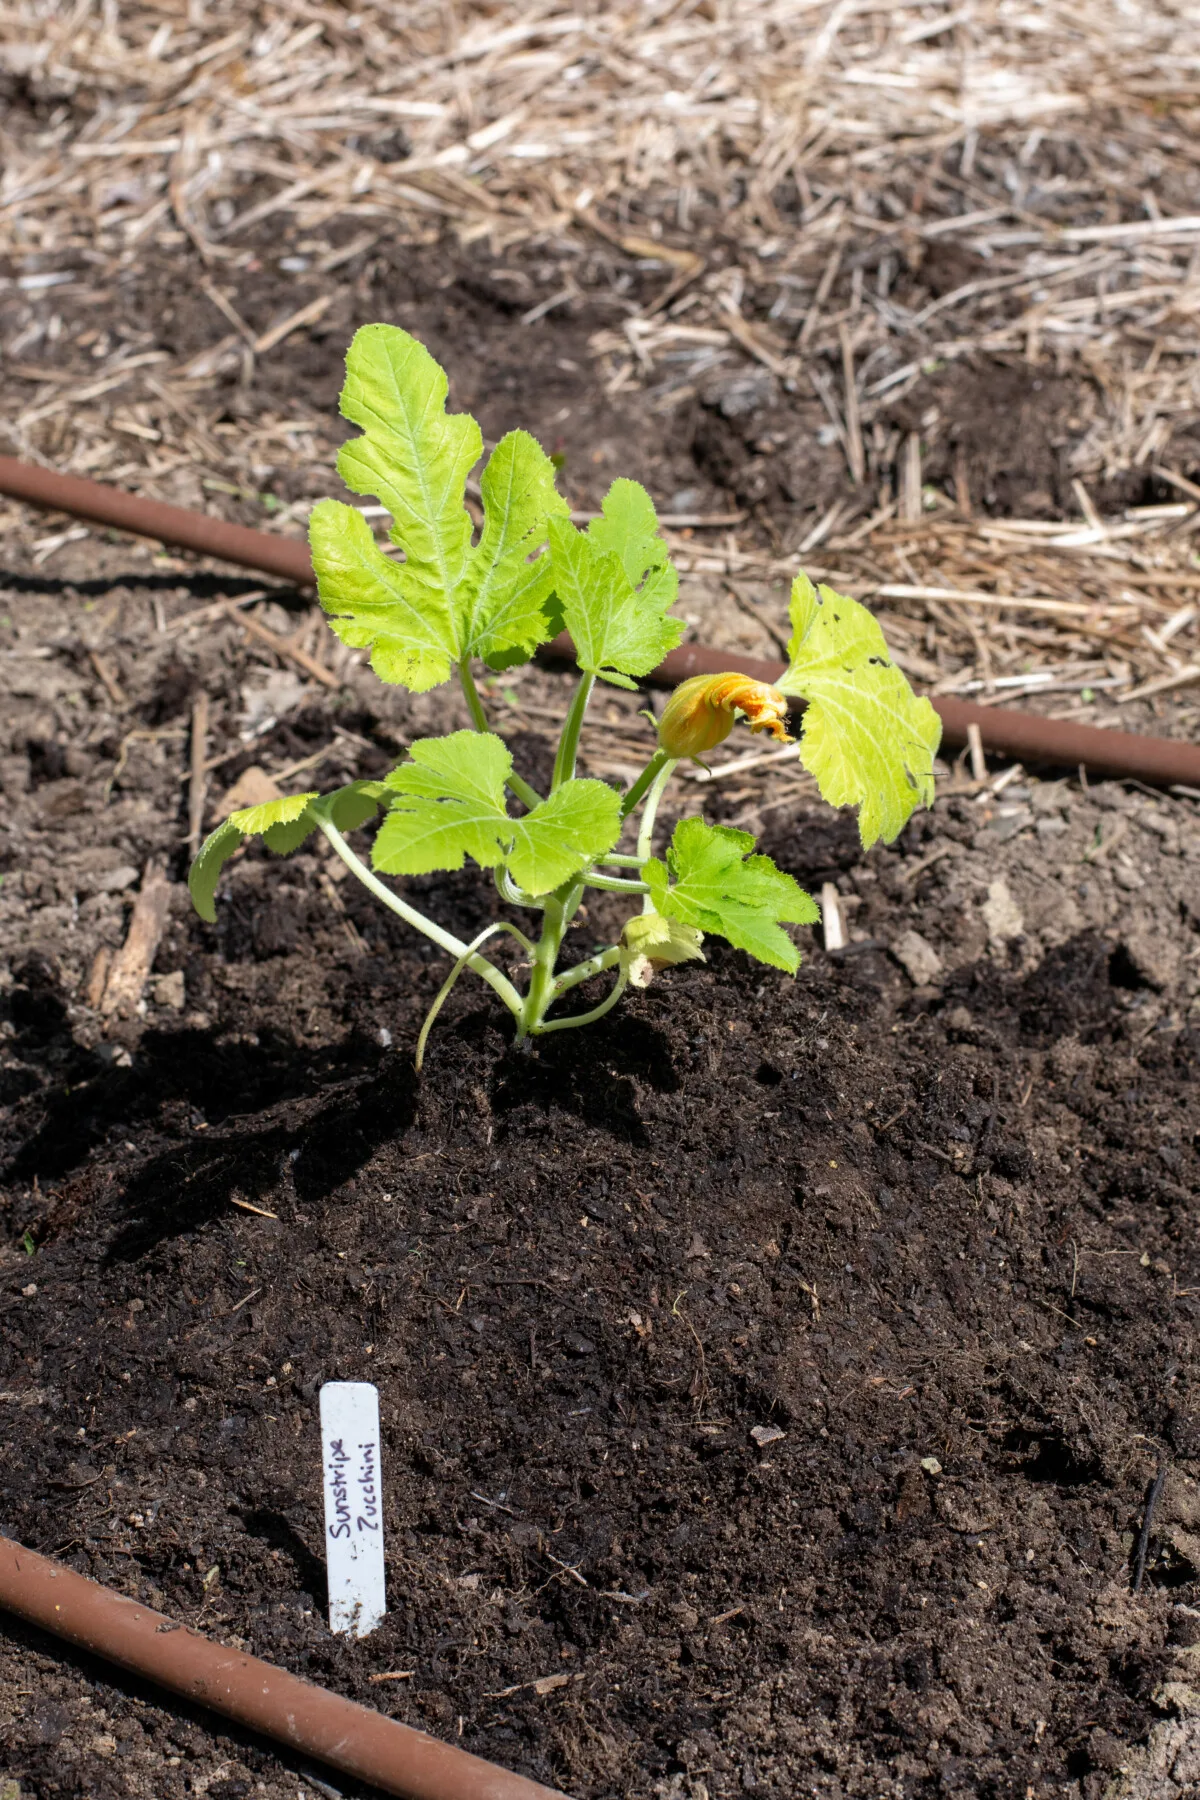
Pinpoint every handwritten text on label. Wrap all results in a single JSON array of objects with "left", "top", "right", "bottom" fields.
[{"left": 319, "top": 1382, "right": 386, "bottom": 1637}]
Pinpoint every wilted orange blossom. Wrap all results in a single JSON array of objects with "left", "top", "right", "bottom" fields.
[{"left": 657, "top": 672, "right": 793, "bottom": 758}]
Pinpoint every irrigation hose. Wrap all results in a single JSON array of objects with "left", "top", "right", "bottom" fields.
[
  {"left": 2, "top": 453, "right": 1198, "bottom": 790},
  {"left": 0, "top": 1534, "right": 568, "bottom": 1800},
  {"left": 583, "top": 637, "right": 1200, "bottom": 790},
  {"left": 0, "top": 454, "right": 314, "bottom": 587}
]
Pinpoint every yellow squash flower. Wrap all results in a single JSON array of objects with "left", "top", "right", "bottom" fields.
[{"left": 657, "top": 672, "right": 793, "bottom": 758}]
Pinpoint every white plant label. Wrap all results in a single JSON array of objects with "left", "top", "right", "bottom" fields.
[{"left": 319, "top": 1381, "right": 386, "bottom": 1637}]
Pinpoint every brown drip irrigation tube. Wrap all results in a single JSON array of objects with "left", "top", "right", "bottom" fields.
[
  {"left": 583, "top": 637, "right": 1200, "bottom": 789},
  {"left": 0, "top": 1534, "right": 567, "bottom": 1800},
  {"left": 2, "top": 452, "right": 1199, "bottom": 790},
  {"left": 0, "top": 453, "right": 315, "bottom": 588}
]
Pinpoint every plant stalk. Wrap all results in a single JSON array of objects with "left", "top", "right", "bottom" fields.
[
  {"left": 550, "top": 671, "right": 595, "bottom": 791},
  {"left": 496, "top": 866, "right": 544, "bottom": 909},
  {"left": 582, "top": 872, "right": 650, "bottom": 894},
  {"left": 553, "top": 945, "right": 622, "bottom": 996},
  {"left": 517, "top": 886, "right": 570, "bottom": 1039},
  {"left": 317, "top": 818, "right": 524, "bottom": 1018},
  {"left": 621, "top": 748, "right": 672, "bottom": 821},
  {"left": 458, "top": 660, "right": 542, "bottom": 811},
  {"left": 537, "top": 967, "right": 630, "bottom": 1033},
  {"left": 636, "top": 756, "right": 678, "bottom": 864},
  {"left": 415, "top": 921, "right": 533, "bottom": 1070}
]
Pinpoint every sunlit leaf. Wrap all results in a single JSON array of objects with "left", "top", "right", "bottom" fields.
[
  {"left": 310, "top": 327, "right": 568, "bottom": 687},
  {"left": 776, "top": 574, "right": 941, "bottom": 847},
  {"left": 645, "top": 816, "right": 818, "bottom": 973},
  {"left": 374, "top": 731, "right": 621, "bottom": 895},
  {"left": 189, "top": 792, "right": 318, "bottom": 922},
  {"left": 548, "top": 482, "right": 683, "bottom": 686}
]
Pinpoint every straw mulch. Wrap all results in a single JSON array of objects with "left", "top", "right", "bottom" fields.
[{"left": 2, "top": 0, "right": 1200, "bottom": 730}]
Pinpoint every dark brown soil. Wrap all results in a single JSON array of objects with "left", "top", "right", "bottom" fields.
[
  {"left": 3, "top": 768, "right": 1200, "bottom": 1799},
  {"left": 2, "top": 234, "right": 1200, "bottom": 1800}
]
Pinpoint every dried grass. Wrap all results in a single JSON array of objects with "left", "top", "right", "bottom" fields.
[{"left": 2, "top": 0, "right": 1200, "bottom": 715}]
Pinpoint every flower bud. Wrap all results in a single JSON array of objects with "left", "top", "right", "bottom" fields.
[
  {"left": 621, "top": 913, "right": 705, "bottom": 988},
  {"left": 657, "top": 672, "right": 792, "bottom": 758}
]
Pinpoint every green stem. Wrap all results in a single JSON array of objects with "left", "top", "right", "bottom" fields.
[
  {"left": 458, "top": 660, "right": 542, "bottom": 811},
  {"left": 583, "top": 872, "right": 650, "bottom": 895},
  {"left": 596, "top": 853, "right": 648, "bottom": 868},
  {"left": 457, "top": 657, "right": 492, "bottom": 732},
  {"left": 621, "top": 748, "right": 672, "bottom": 821},
  {"left": 553, "top": 945, "right": 622, "bottom": 996},
  {"left": 495, "top": 866, "right": 544, "bottom": 909},
  {"left": 537, "top": 967, "right": 630, "bottom": 1034},
  {"left": 415, "top": 922, "right": 533, "bottom": 1071},
  {"left": 517, "top": 886, "right": 570, "bottom": 1040},
  {"left": 551, "top": 671, "right": 595, "bottom": 791},
  {"left": 317, "top": 818, "right": 524, "bottom": 1018},
  {"left": 637, "top": 756, "right": 677, "bottom": 863},
  {"left": 633, "top": 754, "right": 678, "bottom": 913}
]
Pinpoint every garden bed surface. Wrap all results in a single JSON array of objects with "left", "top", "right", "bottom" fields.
[
  {"left": 0, "top": 222, "right": 1199, "bottom": 1800},
  {"left": 1, "top": 726, "right": 1199, "bottom": 1797}
]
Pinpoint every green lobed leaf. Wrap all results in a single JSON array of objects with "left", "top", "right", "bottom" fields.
[
  {"left": 457, "top": 429, "right": 571, "bottom": 669},
  {"left": 507, "top": 780, "right": 622, "bottom": 895},
  {"left": 188, "top": 783, "right": 388, "bottom": 922},
  {"left": 188, "top": 819, "right": 246, "bottom": 924},
  {"left": 310, "top": 327, "right": 568, "bottom": 688},
  {"left": 338, "top": 324, "right": 480, "bottom": 603},
  {"left": 645, "top": 816, "right": 819, "bottom": 973},
  {"left": 322, "top": 780, "right": 389, "bottom": 834},
  {"left": 775, "top": 574, "right": 942, "bottom": 848},
  {"left": 309, "top": 499, "right": 454, "bottom": 691},
  {"left": 374, "top": 730, "right": 621, "bottom": 895},
  {"left": 189, "top": 791, "right": 318, "bottom": 922},
  {"left": 548, "top": 484, "right": 683, "bottom": 686},
  {"left": 376, "top": 732, "right": 513, "bottom": 875},
  {"left": 585, "top": 478, "right": 678, "bottom": 618}
]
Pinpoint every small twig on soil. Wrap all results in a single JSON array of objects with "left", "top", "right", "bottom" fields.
[
  {"left": 899, "top": 432, "right": 923, "bottom": 523},
  {"left": 89, "top": 649, "right": 128, "bottom": 709},
  {"left": 319, "top": 871, "right": 369, "bottom": 956},
  {"left": 164, "top": 591, "right": 270, "bottom": 637},
  {"left": 988, "top": 763, "right": 1025, "bottom": 798},
  {"left": 101, "top": 861, "right": 172, "bottom": 1017},
  {"left": 544, "top": 1551, "right": 589, "bottom": 1587},
  {"left": 682, "top": 742, "right": 800, "bottom": 784},
  {"left": 229, "top": 1197, "right": 278, "bottom": 1220},
  {"left": 188, "top": 692, "right": 209, "bottom": 853},
  {"left": 1084, "top": 814, "right": 1129, "bottom": 864},
  {"left": 230, "top": 602, "right": 342, "bottom": 691},
  {"left": 966, "top": 721, "right": 987, "bottom": 782},
  {"left": 671, "top": 1289, "right": 710, "bottom": 1407},
  {"left": 254, "top": 294, "right": 334, "bottom": 355},
  {"left": 1132, "top": 1454, "right": 1169, "bottom": 1593},
  {"left": 820, "top": 881, "right": 845, "bottom": 951},
  {"left": 911, "top": 1137, "right": 956, "bottom": 1164},
  {"left": 839, "top": 323, "right": 865, "bottom": 484},
  {"left": 297, "top": 1771, "right": 345, "bottom": 1800},
  {"left": 226, "top": 1286, "right": 262, "bottom": 1316},
  {"left": 898, "top": 842, "right": 957, "bottom": 886},
  {"left": 84, "top": 946, "right": 111, "bottom": 1010}
]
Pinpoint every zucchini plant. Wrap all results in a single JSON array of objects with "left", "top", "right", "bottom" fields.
[{"left": 189, "top": 325, "right": 940, "bottom": 1062}]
